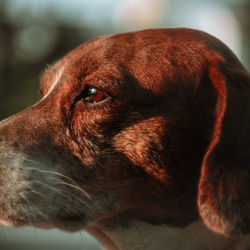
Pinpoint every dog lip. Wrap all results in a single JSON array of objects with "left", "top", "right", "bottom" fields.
[
  {"left": 0, "top": 217, "right": 55, "bottom": 229},
  {"left": 0, "top": 218, "right": 26, "bottom": 227},
  {"left": 0, "top": 213, "right": 54, "bottom": 228}
]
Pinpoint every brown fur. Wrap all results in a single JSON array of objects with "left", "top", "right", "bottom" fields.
[{"left": 0, "top": 28, "right": 249, "bottom": 248}]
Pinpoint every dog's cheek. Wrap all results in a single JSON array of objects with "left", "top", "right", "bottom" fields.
[
  {"left": 70, "top": 106, "right": 107, "bottom": 164},
  {"left": 69, "top": 102, "right": 125, "bottom": 163},
  {"left": 113, "top": 116, "right": 169, "bottom": 183}
]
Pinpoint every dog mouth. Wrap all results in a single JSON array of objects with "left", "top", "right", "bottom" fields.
[
  {"left": 0, "top": 213, "right": 53, "bottom": 228},
  {"left": 0, "top": 218, "right": 54, "bottom": 229},
  {"left": 0, "top": 217, "right": 26, "bottom": 227},
  {"left": 0, "top": 216, "right": 87, "bottom": 232},
  {"left": 0, "top": 211, "right": 87, "bottom": 232}
]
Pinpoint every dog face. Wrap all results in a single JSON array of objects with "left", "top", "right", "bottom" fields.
[{"left": 0, "top": 28, "right": 249, "bottom": 237}]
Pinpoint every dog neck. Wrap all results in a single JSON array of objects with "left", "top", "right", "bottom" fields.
[{"left": 86, "top": 220, "right": 238, "bottom": 250}]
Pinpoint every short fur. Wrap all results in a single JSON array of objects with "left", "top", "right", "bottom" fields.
[{"left": 0, "top": 28, "right": 249, "bottom": 249}]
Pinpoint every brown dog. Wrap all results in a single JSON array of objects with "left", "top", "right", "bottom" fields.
[{"left": 0, "top": 28, "right": 250, "bottom": 250}]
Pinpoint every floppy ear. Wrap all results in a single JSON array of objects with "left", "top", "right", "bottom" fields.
[{"left": 198, "top": 55, "right": 250, "bottom": 236}]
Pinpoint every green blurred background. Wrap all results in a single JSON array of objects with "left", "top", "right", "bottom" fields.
[{"left": 0, "top": 0, "right": 249, "bottom": 249}]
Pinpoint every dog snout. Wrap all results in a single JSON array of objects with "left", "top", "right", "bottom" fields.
[
  {"left": 0, "top": 99, "right": 102, "bottom": 231},
  {"left": 0, "top": 100, "right": 62, "bottom": 150}
]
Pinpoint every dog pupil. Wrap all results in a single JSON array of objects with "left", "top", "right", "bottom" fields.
[{"left": 89, "top": 87, "right": 97, "bottom": 96}]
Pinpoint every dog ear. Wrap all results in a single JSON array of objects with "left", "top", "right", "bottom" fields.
[{"left": 198, "top": 55, "right": 250, "bottom": 236}]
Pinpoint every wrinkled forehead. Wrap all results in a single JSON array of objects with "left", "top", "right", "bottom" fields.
[{"left": 40, "top": 30, "right": 206, "bottom": 96}]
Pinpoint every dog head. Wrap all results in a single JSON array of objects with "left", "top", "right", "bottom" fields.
[{"left": 0, "top": 28, "right": 249, "bottom": 237}]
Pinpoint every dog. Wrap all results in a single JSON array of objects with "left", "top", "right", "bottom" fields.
[{"left": 0, "top": 28, "right": 250, "bottom": 250}]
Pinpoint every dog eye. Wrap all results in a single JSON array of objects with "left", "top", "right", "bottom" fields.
[{"left": 85, "top": 87, "right": 107, "bottom": 104}]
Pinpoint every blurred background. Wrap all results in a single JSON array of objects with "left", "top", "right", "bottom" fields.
[{"left": 0, "top": 0, "right": 249, "bottom": 249}]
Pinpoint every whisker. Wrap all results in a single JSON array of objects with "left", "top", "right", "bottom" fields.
[
  {"left": 33, "top": 180, "right": 93, "bottom": 213},
  {"left": 19, "top": 182, "right": 50, "bottom": 223},
  {"left": 26, "top": 188, "right": 77, "bottom": 216},
  {"left": 17, "top": 168, "right": 94, "bottom": 219},
  {"left": 28, "top": 189, "right": 47, "bottom": 199},
  {"left": 18, "top": 183, "right": 76, "bottom": 223},
  {"left": 21, "top": 166, "right": 92, "bottom": 200},
  {"left": 19, "top": 193, "right": 37, "bottom": 223},
  {"left": 24, "top": 167, "right": 78, "bottom": 185},
  {"left": 54, "top": 180, "right": 91, "bottom": 200},
  {"left": 21, "top": 167, "right": 91, "bottom": 199},
  {"left": 34, "top": 180, "right": 71, "bottom": 197}
]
